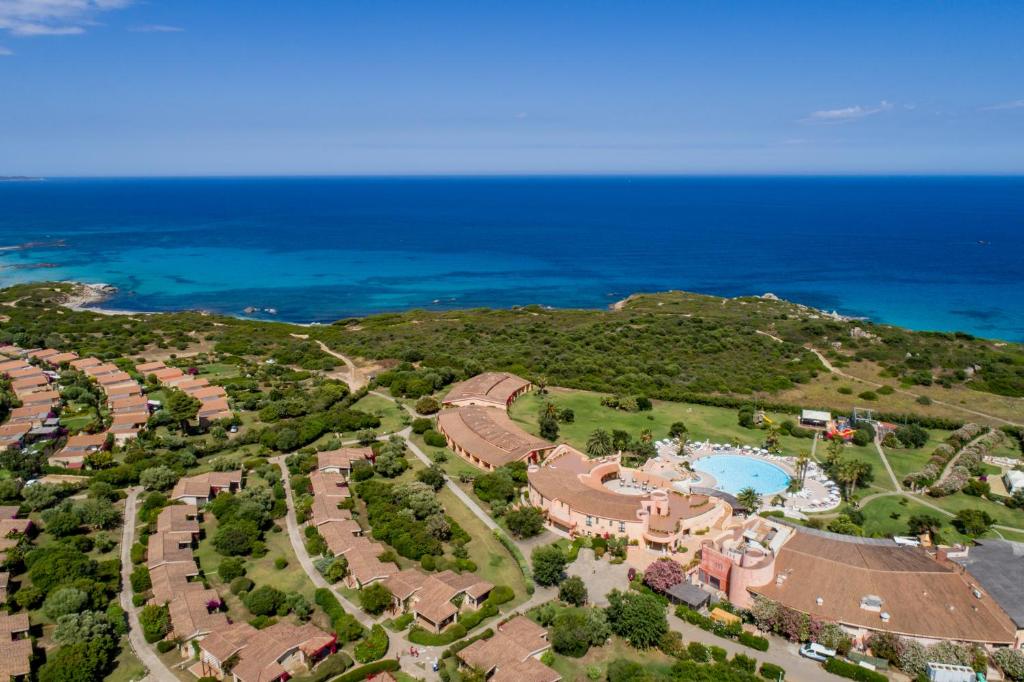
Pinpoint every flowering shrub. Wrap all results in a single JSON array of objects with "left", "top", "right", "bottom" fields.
[
  {"left": 643, "top": 558, "right": 685, "bottom": 593},
  {"left": 994, "top": 648, "right": 1024, "bottom": 682}
]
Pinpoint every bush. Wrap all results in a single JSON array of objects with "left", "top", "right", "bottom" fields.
[
  {"left": 411, "top": 418, "right": 433, "bottom": 434},
  {"left": 738, "top": 631, "right": 769, "bottom": 651},
  {"left": 156, "top": 640, "right": 177, "bottom": 653},
  {"left": 139, "top": 604, "right": 171, "bottom": 642},
  {"left": 230, "top": 577, "right": 255, "bottom": 594},
  {"left": 415, "top": 396, "right": 441, "bottom": 415},
  {"left": 331, "top": 660, "right": 400, "bottom": 682},
  {"left": 314, "top": 588, "right": 365, "bottom": 643},
  {"left": 409, "top": 624, "right": 467, "bottom": 645},
  {"left": 423, "top": 430, "right": 448, "bottom": 448},
  {"left": 353, "top": 624, "right": 389, "bottom": 663},
  {"left": 759, "top": 663, "right": 785, "bottom": 680},
  {"left": 245, "top": 585, "right": 286, "bottom": 616},
  {"left": 218, "top": 557, "right": 246, "bottom": 581},
  {"left": 532, "top": 544, "right": 567, "bottom": 586},
  {"left": 731, "top": 653, "right": 757, "bottom": 673},
  {"left": 559, "top": 576, "right": 588, "bottom": 606},
  {"left": 505, "top": 506, "right": 545, "bottom": 538},
  {"left": 274, "top": 557, "right": 289, "bottom": 569},
  {"left": 824, "top": 658, "right": 887, "bottom": 682},
  {"left": 359, "top": 583, "right": 393, "bottom": 615},
  {"left": 130, "top": 565, "right": 152, "bottom": 593}
]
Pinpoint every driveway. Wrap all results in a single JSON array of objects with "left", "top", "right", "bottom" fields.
[{"left": 566, "top": 549, "right": 631, "bottom": 607}]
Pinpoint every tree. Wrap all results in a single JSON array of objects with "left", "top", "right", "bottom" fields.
[
  {"left": 605, "top": 589, "right": 668, "bottom": 649},
  {"left": 359, "top": 582, "right": 393, "bottom": 615},
  {"left": 586, "top": 429, "right": 614, "bottom": 457},
  {"left": 213, "top": 519, "right": 260, "bottom": 556},
  {"left": 416, "top": 464, "right": 446, "bottom": 491},
  {"left": 166, "top": 388, "right": 201, "bottom": 432},
  {"left": 550, "top": 607, "right": 610, "bottom": 657},
  {"left": 53, "top": 611, "right": 115, "bottom": 646},
  {"left": 473, "top": 468, "right": 517, "bottom": 503},
  {"left": 907, "top": 514, "right": 944, "bottom": 538},
  {"left": 394, "top": 481, "right": 443, "bottom": 519},
  {"left": 43, "top": 508, "right": 82, "bottom": 537},
  {"left": 38, "top": 637, "right": 117, "bottom": 682},
  {"left": 834, "top": 457, "right": 872, "bottom": 499},
  {"left": 218, "top": 557, "right": 246, "bottom": 582},
  {"left": 736, "top": 487, "right": 761, "bottom": 513},
  {"left": 139, "top": 604, "right": 171, "bottom": 642},
  {"left": 375, "top": 436, "right": 409, "bottom": 478},
  {"left": 532, "top": 544, "right": 567, "bottom": 586},
  {"left": 539, "top": 410, "right": 560, "bottom": 441},
  {"left": 44, "top": 587, "right": 90, "bottom": 619},
  {"left": 559, "top": 576, "right": 588, "bottom": 606},
  {"left": 642, "top": 558, "right": 685, "bottom": 593},
  {"left": 954, "top": 508, "right": 994, "bottom": 537},
  {"left": 415, "top": 396, "right": 441, "bottom": 415},
  {"left": 245, "top": 585, "right": 286, "bottom": 616},
  {"left": 505, "top": 506, "right": 545, "bottom": 538},
  {"left": 895, "top": 424, "right": 929, "bottom": 449},
  {"left": 140, "top": 465, "right": 179, "bottom": 491},
  {"left": 668, "top": 421, "right": 688, "bottom": 439},
  {"left": 794, "top": 453, "right": 810, "bottom": 484}
]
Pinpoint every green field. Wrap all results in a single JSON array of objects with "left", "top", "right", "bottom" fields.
[
  {"left": 510, "top": 388, "right": 890, "bottom": 492},
  {"left": 350, "top": 393, "right": 409, "bottom": 435},
  {"left": 856, "top": 495, "right": 971, "bottom": 543}
]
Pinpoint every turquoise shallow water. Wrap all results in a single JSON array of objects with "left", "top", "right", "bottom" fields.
[
  {"left": 0, "top": 176, "right": 1021, "bottom": 340},
  {"left": 693, "top": 455, "right": 791, "bottom": 496}
]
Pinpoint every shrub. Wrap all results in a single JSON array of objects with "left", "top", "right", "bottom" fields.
[
  {"left": 409, "top": 624, "right": 467, "bottom": 645},
  {"left": 643, "top": 558, "right": 685, "bottom": 593},
  {"left": 230, "top": 577, "right": 255, "bottom": 594},
  {"left": 156, "top": 640, "right": 177, "bottom": 653},
  {"left": 218, "top": 557, "right": 246, "bottom": 581},
  {"left": 411, "top": 418, "right": 433, "bottom": 434},
  {"left": 314, "top": 588, "right": 365, "bottom": 643},
  {"left": 532, "top": 544, "right": 567, "bottom": 586},
  {"left": 353, "top": 624, "right": 389, "bottom": 663},
  {"left": 130, "top": 565, "right": 152, "bottom": 593},
  {"left": 245, "top": 585, "right": 286, "bottom": 616},
  {"left": 759, "top": 662, "right": 785, "bottom": 680},
  {"left": 824, "top": 658, "right": 887, "bottom": 682},
  {"left": 559, "top": 576, "right": 588, "bottom": 606},
  {"left": 505, "top": 506, "right": 545, "bottom": 538},
  {"left": 331, "top": 660, "right": 400, "bottom": 682},
  {"left": 687, "top": 641, "right": 708, "bottom": 662},
  {"left": 731, "top": 653, "right": 757, "bottom": 673},
  {"left": 140, "top": 604, "right": 171, "bottom": 642},
  {"left": 274, "top": 557, "right": 289, "bottom": 570},
  {"left": 359, "top": 583, "right": 393, "bottom": 615},
  {"left": 738, "top": 631, "right": 769, "bottom": 651},
  {"left": 423, "top": 430, "right": 448, "bottom": 448},
  {"left": 415, "top": 396, "right": 441, "bottom": 415}
]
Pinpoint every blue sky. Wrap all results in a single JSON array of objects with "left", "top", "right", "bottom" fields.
[{"left": 1, "top": 1, "right": 1022, "bottom": 175}]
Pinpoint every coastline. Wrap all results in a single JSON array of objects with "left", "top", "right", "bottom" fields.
[{"left": 60, "top": 282, "right": 147, "bottom": 316}]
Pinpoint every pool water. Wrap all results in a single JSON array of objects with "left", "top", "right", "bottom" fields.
[{"left": 692, "top": 455, "right": 791, "bottom": 495}]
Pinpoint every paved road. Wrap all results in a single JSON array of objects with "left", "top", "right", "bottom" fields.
[{"left": 118, "top": 487, "right": 179, "bottom": 682}]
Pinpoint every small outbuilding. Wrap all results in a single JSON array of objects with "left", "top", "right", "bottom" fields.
[
  {"left": 665, "top": 582, "right": 712, "bottom": 611},
  {"left": 799, "top": 409, "right": 831, "bottom": 428}
]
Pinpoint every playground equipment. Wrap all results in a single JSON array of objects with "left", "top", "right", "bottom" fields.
[{"left": 826, "top": 417, "right": 856, "bottom": 441}]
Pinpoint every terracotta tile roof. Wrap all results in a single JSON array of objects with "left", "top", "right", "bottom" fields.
[
  {"left": 147, "top": 530, "right": 195, "bottom": 568},
  {"left": 168, "top": 587, "right": 228, "bottom": 640},
  {"left": 185, "top": 384, "right": 222, "bottom": 400},
  {"left": 0, "top": 360, "right": 28, "bottom": 372},
  {"left": 0, "top": 518, "right": 32, "bottom": 537},
  {"left": 310, "top": 497, "right": 352, "bottom": 526},
  {"left": 413, "top": 570, "right": 494, "bottom": 625},
  {"left": 83, "top": 363, "right": 120, "bottom": 377},
  {"left": 384, "top": 569, "right": 431, "bottom": 601},
  {"left": 529, "top": 445, "right": 714, "bottom": 523},
  {"left": 751, "top": 529, "right": 1018, "bottom": 644},
  {"left": 443, "top": 372, "right": 531, "bottom": 408},
  {"left": 317, "top": 447, "right": 373, "bottom": 471},
  {"left": 63, "top": 432, "right": 108, "bottom": 451},
  {"left": 199, "top": 621, "right": 257, "bottom": 664},
  {"left": 46, "top": 352, "right": 79, "bottom": 365},
  {"left": 11, "top": 375, "right": 49, "bottom": 390},
  {"left": 458, "top": 616, "right": 556, "bottom": 682},
  {"left": 152, "top": 367, "right": 185, "bottom": 381},
  {"left": 197, "top": 397, "right": 232, "bottom": 419},
  {"left": 437, "top": 405, "right": 553, "bottom": 468},
  {"left": 0, "top": 507, "right": 19, "bottom": 520},
  {"left": 149, "top": 561, "right": 201, "bottom": 604},
  {"left": 70, "top": 357, "right": 102, "bottom": 369},
  {"left": 230, "top": 622, "right": 334, "bottom": 682},
  {"left": 135, "top": 360, "right": 167, "bottom": 373},
  {"left": 29, "top": 348, "right": 59, "bottom": 360},
  {"left": 97, "top": 371, "right": 134, "bottom": 386},
  {"left": 0, "top": 626, "right": 32, "bottom": 679},
  {"left": 310, "top": 470, "right": 350, "bottom": 501},
  {"left": 157, "top": 504, "right": 200, "bottom": 536},
  {"left": 345, "top": 544, "right": 399, "bottom": 586},
  {"left": 319, "top": 520, "right": 366, "bottom": 555},
  {"left": 170, "top": 471, "right": 242, "bottom": 500},
  {"left": 6, "top": 366, "right": 43, "bottom": 378},
  {"left": 18, "top": 389, "right": 60, "bottom": 406},
  {"left": 110, "top": 395, "right": 149, "bottom": 411},
  {"left": 106, "top": 382, "right": 143, "bottom": 397}
]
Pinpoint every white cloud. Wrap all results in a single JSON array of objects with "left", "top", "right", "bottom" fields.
[
  {"left": 981, "top": 99, "right": 1024, "bottom": 112},
  {"left": 0, "top": 0, "right": 134, "bottom": 37},
  {"left": 128, "top": 24, "right": 183, "bottom": 33},
  {"left": 801, "top": 100, "right": 893, "bottom": 124}
]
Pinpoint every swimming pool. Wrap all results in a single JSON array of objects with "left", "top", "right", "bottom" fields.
[{"left": 692, "top": 455, "right": 791, "bottom": 495}]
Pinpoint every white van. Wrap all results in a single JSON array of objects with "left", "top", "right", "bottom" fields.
[{"left": 799, "top": 642, "right": 837, "bottom": 662}]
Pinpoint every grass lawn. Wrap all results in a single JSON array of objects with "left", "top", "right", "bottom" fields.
[
  {"left": 436, "top": 487, "right": 527, "bottom": 602},
  {"left": 350, "top": 393, "right": 409, "bottom": 435},
  {"left": 548, "top": 636, "right": 677, "bottom": 682},
  {"left": 856, "top": 495, "right": 972, "bottom": 543},
  {"left": 104, "top": 644, "right": 147, "bottom": 682},
  {"left": 511, "top": 387, "right": 888, "bottom": 492},
  {"left": 915, "top": 491, "right": 1024, "bottom": 531},
  {"left": 199, "top": 362, "right": 241, "bottom": 379}
]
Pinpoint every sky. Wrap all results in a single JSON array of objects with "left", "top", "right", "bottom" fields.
[{"left": 1, "top": 1, "right": 1022, "bottom": 175}]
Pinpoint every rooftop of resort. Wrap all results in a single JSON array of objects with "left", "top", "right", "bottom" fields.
[
  {"left": 749, "top": 527, "right": 1018, "bottom": 645},
  {"left": 170, "top": 470, "right": 243, "bottom": 502},
  {"left": 442, "top": 371, "right": 532, "bottom": 408},
  {"left": 457, "top": 615, "right": 559, "bottom": 682},
  {"left": 952, "top": 539, "right": 1024, "bottom": 629},
  {"left": 317, "top": 446, "right": 373, "bottom": 472},
  {"left": 0, "top": 612, "right": 32, "bottom": 680},
  {"left": 528, "top": 444, "right": 717, "bottom": 523},
  {"left": 437, "top": 405, "right": 554, "bottom": 469}
]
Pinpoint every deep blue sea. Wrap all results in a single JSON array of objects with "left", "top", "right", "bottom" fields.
[{"left": 1, "top": 177, "right": 1022, "bottom": 341}]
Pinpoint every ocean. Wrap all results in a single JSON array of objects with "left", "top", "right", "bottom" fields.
[{"left": 1, "top": 176, "right": 1022, "bottom": 341}]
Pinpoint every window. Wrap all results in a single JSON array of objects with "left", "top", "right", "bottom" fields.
[
  {"left": 586, "top": 516, "right": 592, "bottom": 527},
  {"left": 619, "top": 522, "right": 625, "bottom": 533}
]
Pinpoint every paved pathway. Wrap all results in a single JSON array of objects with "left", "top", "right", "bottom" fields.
[
  {"left": 118, "top": 487, "right": 179, "bottom": 682},
  {"left": 874, "top": 437, "right": 902, "bottom": 492}
]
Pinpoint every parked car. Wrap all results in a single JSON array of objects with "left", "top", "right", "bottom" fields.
[{"left": 799, "top": 642, "right": 837, "bottom": 662}]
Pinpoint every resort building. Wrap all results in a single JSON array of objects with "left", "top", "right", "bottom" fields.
[
  {"left": 383, "top": 568, "right": 494, "bottom": 633},
  {"left": 196, "top": 621, "right": 336, "bottom": 682},
  {"left": 170, "top": 471, "right": 243, "bottom": 506},
  {"left": 50, "top": 432, "right": 108, "bottom": 469},
  {"left": 527, "top": 444, "right": 731, "bottom": 551},
  {"left": 442, "top": 372, "right": 533, "bottom": 409},
  {"left": 317, "top": 447, "right": 373, "bottom": 475},
  {"left": 735, "top": 525, "right": 1020, "bottom": 648},
  {"left": 695, "top": 517, "right": 792, "bottom": 607},
  {"left": 799, "top": 409, "right": 831, "bottom": 429},
  {"left": 952, "top": 540, "right": 1024, "bottom": 648},
  {"left": 456, "top": 615, "right": 560, "bottom": 682},
  {"left": 0, "top": 613, "right": 32, "bottom": 681},
  {"left": 437, "top": 405, "right": 555, "bottom": 471},
  {"left": 134, "top": 359, "right": 234, "bottom": 424}
]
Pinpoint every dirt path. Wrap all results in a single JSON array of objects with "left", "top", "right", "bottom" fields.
[
  {"left": 936, "top": 430, "right": 992, "bottom": 487},
  {"left": 805, "top": 346, "right": 1022, "bottom": 427},
  {"left": 118, "top": 487, "right": 180, "bottom": 682},
  {"left": 315, "top": 340, "right": 367, "bottom": 391},
  {"left": 874, "top": 438, "right": 902, "bottom": 492}
]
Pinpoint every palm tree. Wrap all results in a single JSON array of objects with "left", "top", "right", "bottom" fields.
[
  {"left": 825, "top": 436, "right": 845, "bottom": 464},
  {"left": 795, "top": 452, "right": 810, "bottom": 483},
  {"left": 640, "top": 428, "right": 653, "bottom": 445},
  {"left": 586, "top": 429, "right": 614, "bottom": 457},
  {"left": 835, "top": 458, "right": 870, "bottom": 499},
  {"left": 764, "top": 424, "right": 782, "bottom": 454},
  {"left": 736, "top": 487, "right": 761, "bottom": 513}
]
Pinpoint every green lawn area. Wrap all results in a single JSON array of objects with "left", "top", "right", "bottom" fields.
[
  {"left": 436, "top": 487, "right": 527, "bottom": 602},
  {"left": 856, "top": 495, "right": 972, "bottom": 543},
  {"left": 198, "top": 362, "right": 241, "bottom": 379},
  {"left": 350, "top": 393, "right": 408, "bottom": 435},
  {"left": 104, "top": 644, "right": 147, "bottom": 682},
  {"left": 547, "top": 636, "right": 677, "bottom": 682},
  {"left": 511, "top": 387, "right": 888, "bottom": 492},
  {"left": 915, "top": 491, "right": 1024, "bottom": 531}
]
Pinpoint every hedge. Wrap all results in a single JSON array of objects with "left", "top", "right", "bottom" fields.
[
  {"left": 493, "top": 529, "right": 534, "bottom": 594},
  {"left": 759, "top": 662, "right": 785, "bottom": 680},
  {"left": 288, "top": 653, "right": 352, "bottom": 682},
  {"left": 738, "top": 631, "right": 770, "bottom": 652},
  {"left": 823, "top": 658, "right": 887, "bottom": 682},
  {"left": 314, "top": 588, "right": 366, "bottom": 643},
  {"left": 354, "top": 624, "right": 389, "bottom": 663},
  {"left": 443, "top": 628, "right": 494, "bottom": 659},
  {"left": 409, "top": 623, "right": 467, "bottom": 645},
  {"left": 330, "top": 659, "right": 400, "bottom": 682}
]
